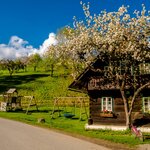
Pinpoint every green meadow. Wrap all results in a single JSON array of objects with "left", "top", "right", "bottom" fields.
[{"left": 0, "top": 69, "right": 150, "bottom": 149}]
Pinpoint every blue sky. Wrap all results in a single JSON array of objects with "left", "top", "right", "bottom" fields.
[{"left": 0, "top": 0, "right": 149, "bottom": 59}]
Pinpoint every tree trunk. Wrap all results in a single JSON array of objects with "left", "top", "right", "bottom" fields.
[
  {"left": 50, "top": 64, "right": 54, "bottom": 77},
  {"left": 120, "top": 89, "right": 131, "bottom": 128},
  {"left": 34, "top": 66, "right": 36, "bottom": 72},
  {"left": 128, "top": 82, "right": 150, "bottom": 126},
  {"left": 9, "top": 71, "right": 13, "bottom": 77},
  {"left": 120, "top": 81, "right": 150, "bottom": 129},
  {"left": 8, "top": 69, "right": 13, "bottom": 77}
]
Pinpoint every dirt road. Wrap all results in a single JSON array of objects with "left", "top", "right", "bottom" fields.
[{"left": 0, "top": 118, "right": 111, "bottom": 150}]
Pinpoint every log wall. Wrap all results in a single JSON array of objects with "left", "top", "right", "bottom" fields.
[{"left": 88, "top": 90, "right": 144, "bottom": 125}]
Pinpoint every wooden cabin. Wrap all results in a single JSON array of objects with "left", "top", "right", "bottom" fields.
[{"left": 69, "top": 56, "right": 150, "bottom": 126}]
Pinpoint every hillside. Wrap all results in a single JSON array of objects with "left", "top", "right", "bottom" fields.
[{"left": 0, "top": 70, "right": 86, "bottom": 105}]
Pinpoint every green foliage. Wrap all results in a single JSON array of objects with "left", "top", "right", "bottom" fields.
[
  {"left": 0, "top": 59, "right": 26, "bottom": 76},
  {"left": 28, "top": 53, "right": 42, "bottom": 71},
  {"left": 42, "top": 46, "right": 60, "bottom": 76}
]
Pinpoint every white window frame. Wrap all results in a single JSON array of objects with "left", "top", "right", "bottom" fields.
[
  {"left": 104, "top": 61, "right": 127, "bottom": 76},
  {"left": 89, "top": 79, "right": 99, "bottom": 88},
  {"left": 104, "top": 66, "right": 109, "bottom": 76},
  {"left": 143, "top": 97, "right": 150, "bottom": 113},
  {"left": 101, "top": 97, "right": 113, "bottom": 112},
  {"left": 89, "top": 79, "right": 96, "bottom": 87},
  {"left": 119, "top": 61, "right": 126, "bottom": 75}
]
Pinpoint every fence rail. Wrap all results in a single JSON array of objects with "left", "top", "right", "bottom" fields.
[{"left": 0, "top": 96, "right": 89, "bottom": 108}]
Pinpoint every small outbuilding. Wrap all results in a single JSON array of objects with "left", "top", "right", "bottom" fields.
[{"left": 0, "top": 88, "right": 22, "bottom": 111}]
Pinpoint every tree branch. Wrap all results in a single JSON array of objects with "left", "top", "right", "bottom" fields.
[{"left": 129, "top": 81, "right": 150, "bottom": 115}]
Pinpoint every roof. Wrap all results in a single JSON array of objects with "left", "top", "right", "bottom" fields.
[
  {"left": 68, "top": 57, "right": 103, "bottom": 93},
  {"left": 6, "top": 88, "right": 18, "bottom": 94},
  {"left": 68, "top": 55, "right": 150, "bottom": 92}
]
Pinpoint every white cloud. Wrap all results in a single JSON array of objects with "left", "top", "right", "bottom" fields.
[
  {"left": 8, "top": 36, "right": 28, "bottom": 48},
  {"left": 39, "top": 33, "right": 57, "bottom": 55},
  {"left": 0, "top": 33, "right": 57, "bottom": 60}
]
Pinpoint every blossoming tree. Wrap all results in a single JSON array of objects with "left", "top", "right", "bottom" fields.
[{"left": 47, "top": 2, "right": 150, "bottom": 127}]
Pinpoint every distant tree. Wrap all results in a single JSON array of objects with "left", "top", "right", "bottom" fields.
[
  {"left": 0, "top": 60, "right": 6, "bottom": 71},
  {"left": 19, "top": 56, "right": 29, "bottom": 71},
  {"left": 0, "top": 59, "right": 19, "bottom": 76},
  {"left": 15, "top": 59, "right": 26, "bottom": 72},
  {"left": 44, "top": 45, "right": 59, "bottom": 77},
  {"left": 28, "top": 53, "right": 42, "bottom": 71}
]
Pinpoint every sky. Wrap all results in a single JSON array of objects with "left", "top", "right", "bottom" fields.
[{"left": 0, "top": 0, "right": 149, "bottom": 59}]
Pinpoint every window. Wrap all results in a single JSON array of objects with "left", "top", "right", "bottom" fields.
[
  {"left": 104, "top": 66, "right": 109, "bottom": 76},
  {"left": 119, "top": 61, "right": 127, "bottom": 75},
  {"left": 130, "top": 65, "right": 140, "bottom": 76},
  {"left": 89, "top": 79, "right": 96, "bottom": 87},
  {"left": 101, "top": 97, "right": 113, "bottom": 112},
  {"left": 143, "top": 97, "right": 150, "bottom": 113},
  {"left": 104, "top": 61, "right": 128, "bottom": 76},
  {"left": 104, "top": 66, "right": 114, "bottom": 76},
  {"left": 89, "top": 79, "right": 99, "bottom": 88},
  {"left": 140, "top": 63, "right": 150, "bottom": 74}
]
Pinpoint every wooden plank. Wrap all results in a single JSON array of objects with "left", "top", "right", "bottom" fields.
[
  {"left": 93, "top": 118, "right": 126, "bottom": 124},
  {"left": 114, "top": 105, "right": 125, "bottom": 112}
]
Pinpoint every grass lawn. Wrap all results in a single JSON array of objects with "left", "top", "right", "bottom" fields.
[{"left": 0, "top": 70, "right": 150, "bottom": 149}]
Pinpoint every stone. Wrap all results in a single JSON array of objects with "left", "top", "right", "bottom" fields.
[{"left": 38, "top": 118, "right": 45, "bottom": 123}]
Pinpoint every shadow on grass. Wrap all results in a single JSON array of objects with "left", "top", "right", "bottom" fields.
[
  {"left": 0, "top": 74, "right": 49, "bottom": 93},
  {"left": 26, "top": 110, "right": 51, "bottom": 114}
]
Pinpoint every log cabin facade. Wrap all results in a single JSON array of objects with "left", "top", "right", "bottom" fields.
[{"left": 69, "top": 56, "right": 150, "bottom": 126}]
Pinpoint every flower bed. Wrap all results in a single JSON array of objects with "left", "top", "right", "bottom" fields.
[
  {"left": 100, "top": 110, "right": 114, "bottom": 117},
  {"left": 100, "top": 113, "right": 114, "bottom": 117}
]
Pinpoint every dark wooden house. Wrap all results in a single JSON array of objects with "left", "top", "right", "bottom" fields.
[{"left": 69, "top": 56, "right": 150, "bottom": 126}]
